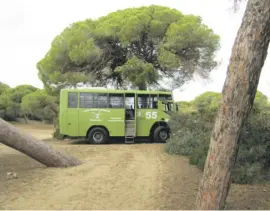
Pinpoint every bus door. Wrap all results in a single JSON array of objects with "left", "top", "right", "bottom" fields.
[
  {"left": 125, "top": 93, "right": 135, "bottom": 120},
  {"left": 124, "top": 93, "right": 136, "bottom": 140},
  {"left": 107, "top": 93, "right": 126, "bottom": 136}
]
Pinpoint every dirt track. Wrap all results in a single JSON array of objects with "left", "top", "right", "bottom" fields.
[{"left": 0, "top": 123, "right": 269, "bottom": 209}]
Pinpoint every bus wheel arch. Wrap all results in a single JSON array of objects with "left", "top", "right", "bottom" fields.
[
  {"left": 86, "top": 126, "right": 110, "bottom": 144},
  {"left": 150, "top": 122, "right": 170, "bottom": 143}
]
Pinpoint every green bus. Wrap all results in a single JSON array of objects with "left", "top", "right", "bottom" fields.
[{"left": 59, "top": 88, "right": 178, "bottom": 144}]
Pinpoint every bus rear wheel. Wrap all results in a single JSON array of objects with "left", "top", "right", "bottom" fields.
[
  {"left": 153, "top": 126, "right": 169, "bottom": 143},
  {"left": 88, "top": 127, "right": 109, "bottom": 144}
]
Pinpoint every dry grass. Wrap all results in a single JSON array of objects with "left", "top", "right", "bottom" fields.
[{"left": 0, "top": 122, "right": 269, "bottom": 209}]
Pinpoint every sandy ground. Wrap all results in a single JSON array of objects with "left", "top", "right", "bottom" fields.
[
  {"left": 10, "top": 121, "right": 54, "bottom": 140},
  {"left": 0, "top": 123, "right": 269, "bottom": 209}
]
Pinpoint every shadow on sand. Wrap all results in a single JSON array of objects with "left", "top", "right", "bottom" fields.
[{"left": 70, "top": 137, "right": 164, "bottom": 145}]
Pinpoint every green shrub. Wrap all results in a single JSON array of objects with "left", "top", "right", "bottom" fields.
[
  {"left": 52, "top": 117, "right": 65, "bottom": 140},
  {"left": 52, "top": 127, "right": 65, "bottom": 140},
  {"left": 166, "top": 91, "right": 270, "bottom": 184}
]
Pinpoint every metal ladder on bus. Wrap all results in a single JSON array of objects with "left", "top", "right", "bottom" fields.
[{"left": 125, "top": 120, "right": 135, "bottom": 144}]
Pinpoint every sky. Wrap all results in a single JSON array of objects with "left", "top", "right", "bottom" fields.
[{"left": 0, "top": 0, "right": 269, "bottom": 101}]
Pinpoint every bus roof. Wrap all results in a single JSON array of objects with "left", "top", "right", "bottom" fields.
[{"left": 60, "top": 88, "right": 172, "bottom": 95}]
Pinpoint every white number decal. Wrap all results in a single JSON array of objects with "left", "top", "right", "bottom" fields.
[
  {"left": 152, "top": 112, "right": 157, "bottom": 119},
  {"left": 145, "top": 111, "right": 157, "bottom": 119},
  {"left": 146, "top": 112, "right": 151, "bottom": 119}
]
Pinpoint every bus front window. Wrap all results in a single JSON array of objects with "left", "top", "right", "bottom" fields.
[
  {"left": 176, "top": 103, "right": 179, "bottom": 112},
  {"left": 166, "top": 103, "right": 171, "bottom": 112}
]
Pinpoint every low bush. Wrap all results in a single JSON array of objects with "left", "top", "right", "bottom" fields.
[
  {"left": 166, "top": 91, "right": 270, "bottom": 184},
  {"left": 52, "top": 117, "right": 65, "bottom": 140}
]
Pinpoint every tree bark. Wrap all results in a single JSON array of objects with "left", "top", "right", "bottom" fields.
[
  {"left": 0, "top": 118, "right": 81, "bottom": 167},
  {"left": 195, "top": 0, "right": 270, "bottom": 209},
  {"left": 53, "top": 116, "right": 57, "bottom": 128},
  {"left": 23, "top": 114, "right": 28, "bottom": 124}
]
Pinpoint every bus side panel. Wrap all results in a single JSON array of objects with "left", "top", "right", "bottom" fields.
[
  {"left": 136, "top": 109, "right": 158, "bottom": 136},
  {"left": 78, "top": 108, "right": 125, "bottom": 137},
  {"left": 106, "top": 109, "right": 125, "bottom": 136},
  {"left": 67, "top": 108, "right": 79, "bottom": 136},
  {"left": 59, "top": 91, "right": 67, "bottom": 135},
  {"left": 65, "top": 91, "right": 79, "bottom": 137},
  {"left": 158, "top": 101, "right": 171, "bottom": 122},
  {"left": 59, "top": 91, "right": 79, "bottom": 136},
  {"left": 59, "top": 111, "right": 68, "bottom": 135}
]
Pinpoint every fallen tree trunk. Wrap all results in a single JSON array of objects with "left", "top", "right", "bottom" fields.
[
  {"left": 0, "top": 118, "right": 81, "bottom": 167},
  {"left": 195, "top": 0, "right": 270, "bottom": 209}
]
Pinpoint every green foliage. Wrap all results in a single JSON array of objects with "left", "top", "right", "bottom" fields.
[
  {"left": 0, "top": 82, "right": 9, "bottom": 95},
  {"left": 52, "top": 117, "right": 65, "bottom": 139},
  {"left": 37, "top": 5, "right": 220, "bottom": 94},
  {"left": 115, "top": 56, "right": 158, "bottom": 89},
  {"left": 0, "top": 84, "right": 37, "bottom": 120},
  {"left": 192, "top": 91, "right": 221, "bottom": 110},
  {"left": 21, "top": 90, "right": 58, "bottom": 123},
  {"left": 4, "top": 84, "right": 37, "bottom": 103},
  {"left": 176, "top": 101, "right": 195, "bottom": 113},
  {"left": 0, "top": 83, "right": 59, "bottom": 124},
  {"left": 0, "top": 93, "right": 17, "bottom": 121},
  {"left": 166, "top": 91, "right": 270, "bottom": 184}
]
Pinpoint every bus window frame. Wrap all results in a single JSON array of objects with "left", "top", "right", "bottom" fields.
[
  {"left": 137, "top": 94, "right": 158, "bottom": 109},
  {"left": 68, "top": 92, "right": 78, "bottom": 108},
  {"left": 108, "top": 93, "right": 125, "bottom": 109}
]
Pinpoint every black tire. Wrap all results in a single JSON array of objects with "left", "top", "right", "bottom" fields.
[
  {"left": 153, "top": 126, "right": 169, "bottom": 143},
  {"left": 87, "top": 127, "right": 109, "bottom": 144}
]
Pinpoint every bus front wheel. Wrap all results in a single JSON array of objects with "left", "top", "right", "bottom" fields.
[
  {"left": 153, "top": 126, "right": 169, "bottom": 143},
  {"left": 88, "top": 127, "right": 109, "bottom": 144}
]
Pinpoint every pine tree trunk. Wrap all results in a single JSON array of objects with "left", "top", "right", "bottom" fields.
[
  {"left": 0, "top": 118, "right": 81, "bottom": 167},
  {"left": 23, "top": 114, "right": 28, "bottom": 124},
  {"left": 195, "top": 0, "right": 270, "bottom": 209},
  {"left": 53, "top": 116, "right": 57, "bottom": 128}
]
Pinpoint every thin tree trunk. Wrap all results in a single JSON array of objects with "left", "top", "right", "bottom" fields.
[
  {"left": 0, "top": 118, "right": 81, "bottom": 167},
  {"left": 23, "top": 114, "right": 28, "bottom": 124},
  {"left": 53, "top": 116, "right": 57, "bottom": 128},
  {"left": 195, "top": 0, "right": 270, "bottom": 209}
]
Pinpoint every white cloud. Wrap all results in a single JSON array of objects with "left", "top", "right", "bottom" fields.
[{"left": 0, "top": 0, "right": 269, "bottom": 101}]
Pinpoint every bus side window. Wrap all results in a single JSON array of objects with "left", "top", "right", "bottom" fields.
[
  {"left": 167, "top": 103, "right": 171, "bottom": 112},
  {"left": 80, "top": 93, "right": 96, "bottom": 108},
  {"left": 137, "top": 94, "right": 148, "bottom": 109},
  {"left": 68, "top": 92, "right": 78, "bottom": 108},
  {"left": 151, "top": 95, "right": 158, "bottom": 109},
  {"left": 98, "top": 94, "right": 108, "bottom": 108},
  {"left": 176, "top": 103, "right": 179, "bottom": 112},
  {"left": 138, "top": 94, "right": 158, "bottom": 109},
  {"left": 109, "top": 94, "right": 124, "bottom": 108}
]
